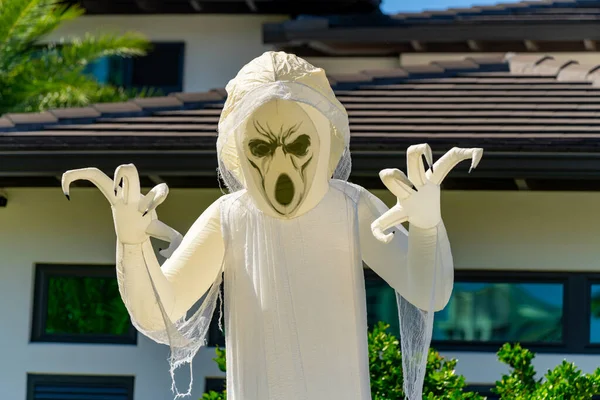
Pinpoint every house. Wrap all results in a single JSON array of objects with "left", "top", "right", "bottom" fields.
[{"left": 2, "top": 45, "right": 600, "bottom": 398}]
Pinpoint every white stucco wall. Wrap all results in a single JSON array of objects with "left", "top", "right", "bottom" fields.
[
  {"left": 46, "top": 15, "right": 287, "bottom": 93},
  {"left": 44, "top": 15, "right": 399, "bottom": 92},
  {"left": 0, "top": 188, "right": 224, "bottom": 400},
  {"left": 1, "top": 187, "right": 599, "bottom": 396}
]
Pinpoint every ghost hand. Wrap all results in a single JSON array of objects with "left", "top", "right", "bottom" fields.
[
  {"left": 372, "top": 144, "right": 483, "bottom": 243},
  {"left": 61, "top": 164, "right": 183, "bottom": 258}
]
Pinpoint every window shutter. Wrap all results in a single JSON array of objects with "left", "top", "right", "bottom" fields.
[{"left": 32, "top": 382, "right": 133, "bottom": 400}]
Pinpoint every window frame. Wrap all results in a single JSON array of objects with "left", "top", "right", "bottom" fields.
[
  {"left": 365, "top": 268, "right": 600, "bottom": 354},
  {"left": 585, "top": 277, "right": 600, "bottom": 348},
  {"left": 431, "top": 270, "right": 568, "bottom": 353},
  {"left": 204, "top": 377, "right": 226, "bottom": 394},
  {"left": 31, "top": 263, "right": 137, "bottom": 345},
  {"left": 430, "top": 270, "right": 600, "bottom": 354},
  {"left": 26, "top": 374, "right": 134, "bottom": 400}
]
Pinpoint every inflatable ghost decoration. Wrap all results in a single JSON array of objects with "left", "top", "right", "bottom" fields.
[{"left": 62, "top": 51, "right": 483, "bottom": 400}]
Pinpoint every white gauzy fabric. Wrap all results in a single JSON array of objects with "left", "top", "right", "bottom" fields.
[{"left": 61, "top": 51, "right": 470, "bottom": 400}]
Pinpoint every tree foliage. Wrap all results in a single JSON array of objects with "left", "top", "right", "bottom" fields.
[{"left": 0, "top": 0, "right": 151, "bottom": 114}]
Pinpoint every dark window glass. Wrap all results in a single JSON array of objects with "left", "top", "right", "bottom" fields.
[
  {"left": 364, "top": 270, "right": 399, "bottom": 335},
  {"left": 590, "top": 284, "right": 600, "bottom": 344},
  {"left": 32, "top": 264, "right": 136, "bottom": 344},
  {"left": 466, "top": 385, "right": 498, "bottom": 399},
  {"left": 205, "top": 377, "right": 226, "bottom": 393},
  {"left": 207, "top": 282, "right": 225, "bottom": 347},
  {"left": 364, "top": 270, "right": 565, "bottom": 347},
  {"left": 85, "top": 42, "right": 185, "bottom": 94},
  {"left": 434, "top": 282, "right": 563, "bottom": 344},
  {"left": 208, "top": 316, "right": 226, "bottom": 347},
  {"left": 27, "top": 374, "right": 134, "bottom": 400}
]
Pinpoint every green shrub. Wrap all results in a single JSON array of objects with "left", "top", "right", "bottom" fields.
[
  {"left": 201, "top": 323, "right": 600, "bottom": 399},
  {"left": 493, "top": 343, "right": 600, "bottom": 399},
  {"left": 369, "top": 322, "right": 483, "bottom": 400}
]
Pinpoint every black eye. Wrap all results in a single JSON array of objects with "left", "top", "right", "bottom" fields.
[
  {"left": 248, "top": 139, "right": 274, "bottom": 158},
  {"left": 285, "top": 134, "right": 311, "bottom": 157}
]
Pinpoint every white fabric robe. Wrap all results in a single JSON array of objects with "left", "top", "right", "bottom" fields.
[{"left": 117, "top": 180, "right": 453, "bottom": 400}]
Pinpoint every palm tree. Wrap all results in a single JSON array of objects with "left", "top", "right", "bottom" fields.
[{"left": 0, "top": 0, "right": 151, "bottom": 115}]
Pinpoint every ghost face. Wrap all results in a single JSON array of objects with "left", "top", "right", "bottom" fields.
[{"left": 241, "top": 100, "right": 320, "bottom": 217}]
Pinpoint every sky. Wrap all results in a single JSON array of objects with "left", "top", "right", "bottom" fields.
[{"left": 380, "top": 0, "right": 516, "bottom": 13}]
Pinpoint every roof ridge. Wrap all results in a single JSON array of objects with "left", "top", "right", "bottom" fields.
[
  {"left": 327, "top": 54, "right": 507, "bottom": 87},
  {"left": 506, "top": 52, "right": 600, "bottom": 85}
]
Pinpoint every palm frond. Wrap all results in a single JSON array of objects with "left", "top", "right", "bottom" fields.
[
  {"left": 5, "top": 73, "right": 131, "bottom": 113},
  {"left": 0, "top": 0, "right": 82, "bottom": 60},
  {"left": 0, "top": 0, "right": 152, "bottom": 115},
  {"left": 58, "top": 32, "right": 151, "bottom": 68}
]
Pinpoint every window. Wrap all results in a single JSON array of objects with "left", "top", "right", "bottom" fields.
[
  {"left": 590, "top": 283, "right": 600, "bottom": 344},
  {"left": 27, "top": 374, "right": 134, "bottom": 400},
  {"left": 207, "top": 281, "right": 226, "bottom": 347},
  {"left": 465, "top": 385, "right": 499, "bottom": 399},
  {"left": 86, "top": 42, "right": 185, "bottom": 94},
  {"left": 434, "top": 281, "right": 563, "bottom": 344},
  {"left": 205, "top": 377, "right": 226, "bottom": 393},
  {"left": 364, "top": 268, "right": 399, "bottom": 335},
  {"left": 31, "top": 264, "right": 136, "bottom": 344},
  {"left": 208, "top": 315, "right": 226, "bottom": 347},
  {"left": 365, "top": 269, "right": 600, "bottom": 354}
]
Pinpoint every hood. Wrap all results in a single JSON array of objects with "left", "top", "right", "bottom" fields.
[{"left": 217, "top": 51, "right": 350, "bottom": 219}]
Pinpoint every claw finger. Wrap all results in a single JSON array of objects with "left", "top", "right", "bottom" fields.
[
  {"left": 379, "top": 168, "right": 415, "bottom": 200},
  {"left": 139, "top": 183, "right": 169, "bottom": 215},
  {"left": 407, "top": 143, "right": 433, "bottom": 188},
  {"left": 371, "top": 204, "right": 408, "bottom": 243},
  {"left": 146, "top": 220, "right": 183, "bottom": 258},
  {"left": 426, "top": 147, "right": 484, "bottom": 185},
  {"left": 114, "top": 164, "right": 141, "bottom": 205},
  {"left": 62, "top": 168, "right": 117, "bottom": 205}
]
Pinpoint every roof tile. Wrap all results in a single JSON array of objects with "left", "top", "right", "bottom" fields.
[
  {"left": 327, "top": 72, "right": 373, "bottom": 83},
  {"left": 466, "top": 55, "right": 508, "bottom": 66},
  {"left": 507, "top": 54, "right": 554, "bottom": 74},
  {"left": 401, "top": 64, "right": 445, "bottom": 74},
  {"left": 6, "top": 111, "right": 57, "bottom": 125},
  {"left": 171, "top": 91, "right": 225, "bottom": 103},
  {"left": 93, "top": 102, "right": 143, "bottom": 114},
  {"left": 0, "top": 117, "right": 14, "bottom": 129},
  {"left": 361, "top": 69, "right": 409, "bottom": 79},
  {"left": 532, "top": 59, "right": 578, "bottom": 76},
  {"left": 430, "top": 59, "right": 479, "bottom": 70},
  {"left": 4, "top": 52, "right": 600, "bottom": 157},
  {"left": 134, "top": 96, "right": 184, "bottom": 109},
  {"left": 556, "top": 63, "right": 594, "bottom": 82},
  {"left": 50, "top": 107, "right": 101, "bottom": 120}
]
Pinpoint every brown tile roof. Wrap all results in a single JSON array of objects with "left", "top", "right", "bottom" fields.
[
  {"left": 264, "top": 2, "right": 600, "bottom": 54},
  {"left": 4, "top": 52, "right": 600, "bottom": 156}
]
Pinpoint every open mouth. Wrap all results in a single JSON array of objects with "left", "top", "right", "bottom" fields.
[{"left": 275, "top": 174, "right": 294, "bottom": 206}]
